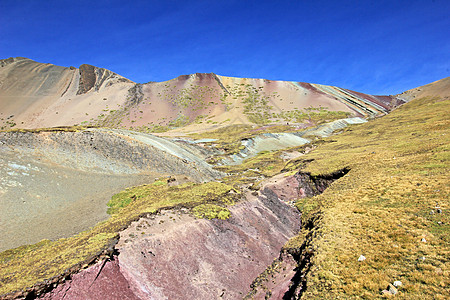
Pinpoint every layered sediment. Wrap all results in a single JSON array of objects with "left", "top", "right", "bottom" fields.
[
  {"left": 0, "top": 57, "right": 401, "bottom": 132},
  {"left": 38, "top": 192, "right": 301, "bottom": 299}
]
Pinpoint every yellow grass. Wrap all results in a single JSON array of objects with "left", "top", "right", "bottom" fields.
[
  {"left": 283, "top": 97, "right": 449, "bottom": 298},
  {"left": 0, "top": 125, "right": 93, "bottom": 133}
]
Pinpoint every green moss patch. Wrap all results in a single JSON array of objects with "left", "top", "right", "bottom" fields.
[{"left": 192, "top": 204, "right": 231, "bottom": 220}]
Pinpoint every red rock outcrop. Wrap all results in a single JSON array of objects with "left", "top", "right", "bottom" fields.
[
  {"left": 40, "top": 259, "right": 140, "bottom": 300},
  {"left": 39, "top": 192, "right": 301, "bottom": 299}
]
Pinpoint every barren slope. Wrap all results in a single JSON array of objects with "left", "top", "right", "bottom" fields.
[
  {"left": 0, "top": 128, "right": 221, "bottom": 251},
  {"left": 0, "top": 58, "right": 402, "bottom": 133},
  {"left": 396, "top": 76, "right": 450, "bottom": 101},
  {"left": 39, "top": 193, "right": 300, "bottom": 300},
  {"left": 0, "top": 57, "right": 134, "bottom": 130}
]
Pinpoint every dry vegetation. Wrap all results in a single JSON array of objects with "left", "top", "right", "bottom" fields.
[
  {"left": 226, "top": 82, "right": 352, "bottom": 125},
  {"left": 189, "top": 123, "right": 297, "bottom": 164},
  {"left": 283, "top": 96, "right": 449, "bottom": 298}
]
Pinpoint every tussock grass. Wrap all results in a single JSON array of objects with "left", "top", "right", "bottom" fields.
[
  {"left": 189, "top": 124, "right": 255, "bottom": 156},
  {"left": 216, "top": 147, "right": 299, "bottom": 180},
  {"left": 283, "top": 97, "right": 449, "bottom": 298},
  {"left": 216, "top": 141, "right": 326, "bottom": 189},
  {"left": 0, "top": 181, "right": 239, "bottom": 296},
  {"left": 274, "top": 107, "right": 351, "bottom": 125}
]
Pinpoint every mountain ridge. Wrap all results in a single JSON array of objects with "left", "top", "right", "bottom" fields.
[{"left": 0, "top": 57, "right": 405, "bottom": 133}]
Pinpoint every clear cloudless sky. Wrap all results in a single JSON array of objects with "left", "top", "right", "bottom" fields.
[{"left": 0, "top": 0, "right": 449, "bottom": 95}]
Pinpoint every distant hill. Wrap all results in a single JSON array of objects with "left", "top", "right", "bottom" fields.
[
  {"left": 396, "top": 76, "right": 450, "bottom": 101},
  {"left": 0, "top": 57, "right": 402, "bottom": 133}
]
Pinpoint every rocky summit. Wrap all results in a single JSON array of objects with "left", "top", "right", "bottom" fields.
[{"left": 0, "top": 58, "right": 448, "bottom": 300}]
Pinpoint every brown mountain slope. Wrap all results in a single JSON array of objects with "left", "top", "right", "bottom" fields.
[
  {"left": 0, "top": 57, "right": 133, "bottom": 130},
  {"left": 0, "top": 57, "right": 401, "bottom": 133},
  {"left": 396, "top": 76, "right": 450, "bottom": 101}
]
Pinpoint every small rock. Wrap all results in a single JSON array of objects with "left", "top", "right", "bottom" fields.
[
  {"left": 358, "top": 255, "right": 366, "bottom": 262},
  {"left": 393, "top": 281, "right": 402, "bottom": 287},
  {"left": 421, "top": 238, "right": 426, "bottom": 243},
  {"left": 437, "top": 208, "right": 442, "bottom": 214},
  {"left": 430, "top": 210, "right": 434, "bottom": 214},
  {"left": 388, "top": 283, "right": 398, "bottom": 295}
]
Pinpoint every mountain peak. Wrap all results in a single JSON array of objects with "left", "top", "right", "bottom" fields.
[{"left": 0, "top": 56, "right": 31, "bottom": 67}]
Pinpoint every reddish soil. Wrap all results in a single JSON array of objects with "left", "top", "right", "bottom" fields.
[
  {"left": 40, "top": 258, "right": 140, "bottom": 300},
  {"left": 38, "top": 192, "right": 301, "bottom": 299}
]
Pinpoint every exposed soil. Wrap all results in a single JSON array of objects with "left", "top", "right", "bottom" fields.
[
  {"left": 37, "top": 192, "right": 301, "bottom": 299},
  {"left": 245, "top": 168, "right": 351, "bottom": 299},
  {"left": 27, "top": 167, "right": 349, "bottom": 300},
  {"left": 0, "top": 150, "right": 155, "bottom": 251},
  {"left": 0, "top": 57, "right": 397, "bottom": 132}
]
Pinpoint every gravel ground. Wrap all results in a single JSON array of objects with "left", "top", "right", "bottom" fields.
[
  {"left": 0, "top": 129, "right": 222, "bottom": 252},
  {"left": 0, "top": 151, "right": 156, "bottom": 251}
]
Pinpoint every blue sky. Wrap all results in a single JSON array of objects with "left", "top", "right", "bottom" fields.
[{"left": 1, "top": 0, "right": 449, "bottom": 95}]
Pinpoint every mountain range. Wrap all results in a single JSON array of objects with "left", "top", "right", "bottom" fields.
[{"left": 0, "top": 57, "right": 414, "bottom": 133}]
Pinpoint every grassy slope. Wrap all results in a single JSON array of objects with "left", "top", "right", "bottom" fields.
[{"left": 284, "top": 97, "right": 449, "bottom": 298}]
